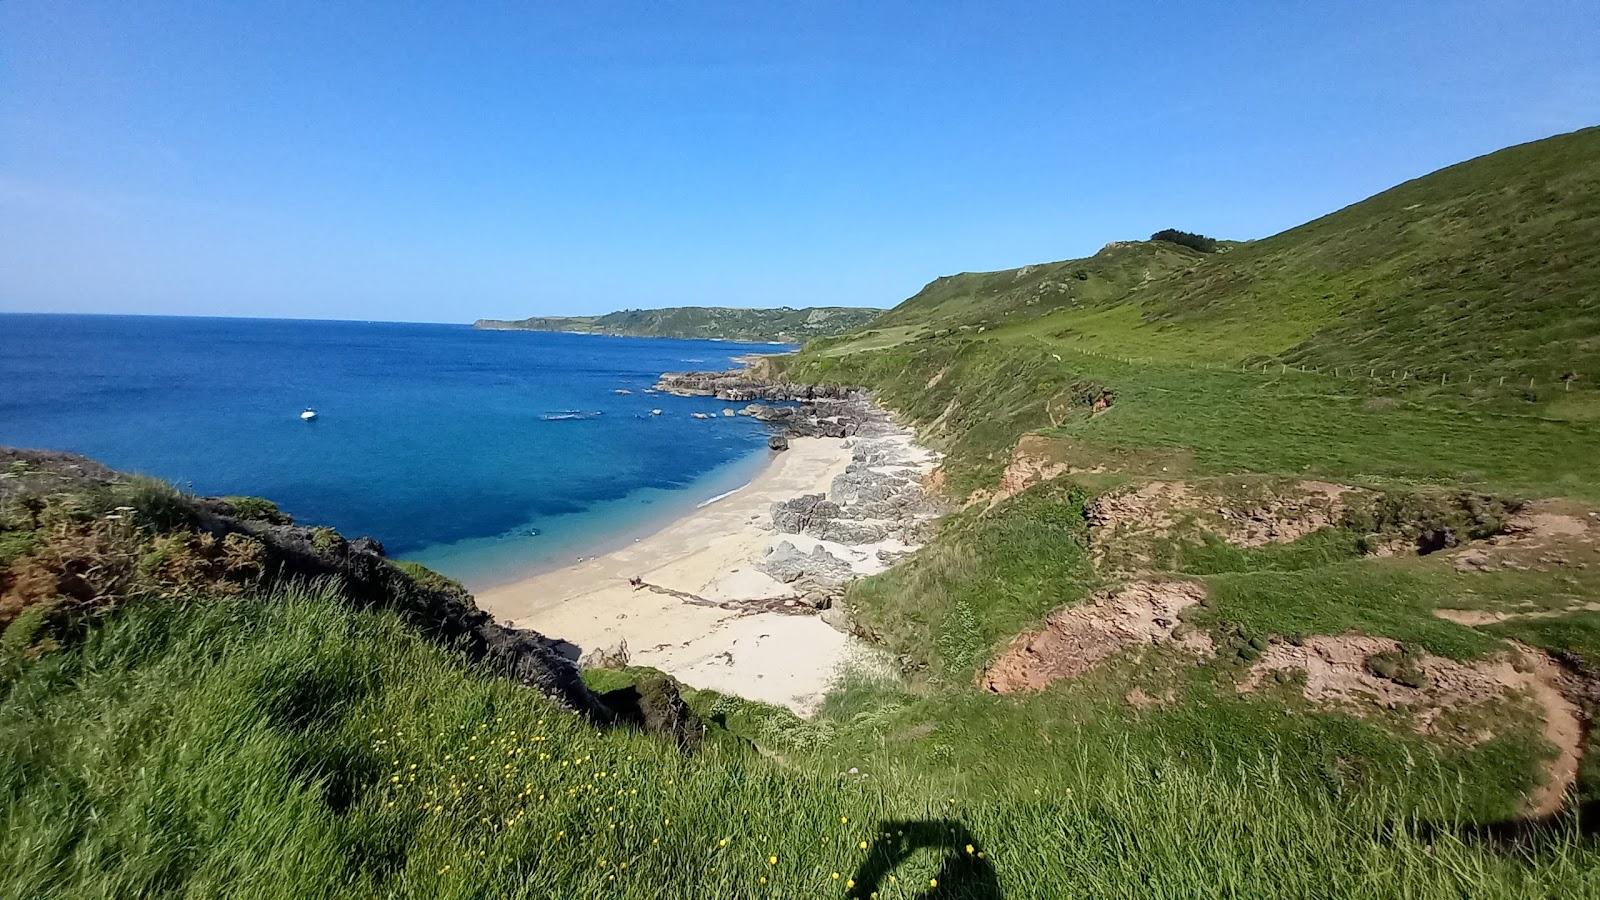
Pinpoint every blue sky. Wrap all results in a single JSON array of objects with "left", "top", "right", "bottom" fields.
[{"left": 2, "top": 2, "right": 1596, "bottom": 323}]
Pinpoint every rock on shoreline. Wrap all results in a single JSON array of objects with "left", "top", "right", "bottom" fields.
[
  {"left": 647, "top": 368, "right": 944, "bottom": 642},
  {"left": 654, "top": 370, "right": 856, "bottom": 402}
]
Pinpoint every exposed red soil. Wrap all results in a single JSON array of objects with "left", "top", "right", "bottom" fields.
[
  {"left": 981, "top": 580, "right": 1211, "bottom": 693},
  {"left": 1242, "top": 635, "right": 1584, "bottom": 817}
]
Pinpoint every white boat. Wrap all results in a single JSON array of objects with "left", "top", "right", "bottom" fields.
[
  {"left": 650, "top": 409, "right": 662, "bottom": 416},
  {"left": 300, "top": 408, "right": 318, "bottom": 421}
]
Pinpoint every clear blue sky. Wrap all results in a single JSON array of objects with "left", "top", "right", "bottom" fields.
[{"left": 2, "top": 2, "right": 1596, "bottom": 323}]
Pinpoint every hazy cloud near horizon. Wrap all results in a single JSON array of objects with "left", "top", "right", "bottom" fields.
[{"left": 2, "top": 1, "right": 1596, "bottom": 323}]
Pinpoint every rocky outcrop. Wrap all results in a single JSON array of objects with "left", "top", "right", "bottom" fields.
[
  {"left": 654, "top": 370, "right": 857, "bottom": 402},
  {"left": 186, "top": 504, "right": 623, "bottom": 725},
  {"left": 0, "top": 446, "right": 707, "bottom": 748},
  {"left": 599, "top": 673, "right": 705, "bottom": 752},
  {"left": 768, "top": 423, "right": 945, "bottom": 548},
  {"left": 756, "top": 541, "right": 854, "bottom": 585}
]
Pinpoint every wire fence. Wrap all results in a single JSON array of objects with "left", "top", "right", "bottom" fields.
[{"left": 1046, "top": 343, "right": 1594, "bottom": 398}]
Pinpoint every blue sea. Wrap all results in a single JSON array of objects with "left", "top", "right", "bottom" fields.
[{"left": 0, "top": 314, "right": 789, "bottom": 588}]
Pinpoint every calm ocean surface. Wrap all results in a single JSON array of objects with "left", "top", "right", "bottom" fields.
[{"left": 0, "top": 314, "right": 787, "bottom": 588}]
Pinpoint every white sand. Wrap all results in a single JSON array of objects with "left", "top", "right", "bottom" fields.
[{"left": 476, "top": 437, "right": 869, "bottom": 715}]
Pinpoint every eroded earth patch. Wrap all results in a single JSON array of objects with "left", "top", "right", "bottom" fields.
[
  {"left": 1088, "top": 478, "right": 1360, "bottom": 571},
  {"left": 981, "top": 580, "right": 1212, "bottom": 693},
  {"left": 1241, "top": 635, "right": 1584, "bottom": 817}
]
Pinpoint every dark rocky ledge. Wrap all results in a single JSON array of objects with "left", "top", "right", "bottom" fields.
[
  {"left": 0, "top": 447, "right": 704, "bottom": 752},
  {"left": 654, "top": 370, "right": 857, "bottom": 402}
]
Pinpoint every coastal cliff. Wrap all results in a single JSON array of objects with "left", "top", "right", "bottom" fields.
[{"left": 0, "top": 447, "right": 703, "bottom": 748}]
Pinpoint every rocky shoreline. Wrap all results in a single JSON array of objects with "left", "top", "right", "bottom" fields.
[
  {"left": 478, "top": 367, "right": 944, "bottom": 713},
  {"left": 653, "top": 368, "right": 943, "bottom": 635}
]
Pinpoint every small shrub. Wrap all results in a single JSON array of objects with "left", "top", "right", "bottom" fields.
[
  {"left": 310, "top": 527, "right": 345, "bottom": 555},
  {"left": 222, "top": 496, "right": 289, "bottom": 524},
  {"left": 1150, "top": 229, "right": 1219, "bottom": 253},
  {"left": 1344, "top": 490, "right": 1520, "bottom": 555},
  {"left": 394, "top": 560, "right": 469, "bottom": 598}
]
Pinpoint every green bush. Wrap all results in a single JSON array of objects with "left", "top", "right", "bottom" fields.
[
  {"left": 1150, "top": 228, "right": 1219, "bottom": 252},
  {"left": 221, "top": 495, "right": 288, "bottom": 524}
]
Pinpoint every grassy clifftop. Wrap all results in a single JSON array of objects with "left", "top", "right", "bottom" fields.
[
  {"left": 824, "top": 126, "right": 1600, "bottom": 385},
  {"left": 475, "top": 305, "right": 882, "bottom": 343}
]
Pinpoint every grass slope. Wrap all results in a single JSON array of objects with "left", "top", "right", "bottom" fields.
[
  {"left": 761, "top": 126, "right": 1600, "bottom": 845},
  {"left": 820, "top": 126, "right": 1600, "bottom": 385},
  {"left": 474, "top": 305, "right": 882, "bottom": 343},
  {"left": 4, "top": 585, "right": 1596, "bottom": 899}
]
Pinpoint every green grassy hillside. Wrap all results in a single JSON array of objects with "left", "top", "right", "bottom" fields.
[
  {"left": 765, "top": 127, "right": 1600, "bottom": 864},
  {"left": 827, "top": 126, "right": 1600, "bottom": 386},
  {"left": 474, "top": 305, "right": 882, "bottom": 343},
  {"left": 6, "top": 128, "right": 1600, "bottom": 897}
]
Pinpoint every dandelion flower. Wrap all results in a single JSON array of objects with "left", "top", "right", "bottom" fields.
[
  {"left": 840, "top": 816, "right": 849, "bottom": 824},
  {"left": 845, "top": 878, "right": 855, "bottom": 889},
  {"left": 768, "top": 855, "right": 777, "bottom": 865},
  {"left": 965, "top": 844, "right": 975, "bottom": 855},
  {"left": 929, "top": 879, "right": 938, "bottom": 888},
  {"left": 858, "top": 841, "right": 868, "bottom": 850},
  {"left": 831, "top": 872, "right": 840, "bottom": 880},
  {"left": 719, "top": 838, "right": 729, "bottom": 848}
]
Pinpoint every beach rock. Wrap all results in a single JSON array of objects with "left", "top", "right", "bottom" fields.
[
  {"left": 739, "top": 402, "right": 794, "bottom": 421},
  {"left": 768, "top": 434, "right": 789, "bottom": 452},
  {"left": 814, "top": 518, "right": 893, "bottom": 544},
  {"left": 771, "top": 493, "right": 842, "bottom": 534},
  {"left": 655, "top": 370, "right": 857, "bottom": 402},
  {"left": 819, "top": 602, "right": 853, "bottom": 634},
  {"left": 756, "top": 540, "right": 852, "bottom": 585},
  {"left": 580, "top": 639, "right": 631, "bottom": 669},
  {"left": 600, "top": 674, "right": 703, "bottom": 752}
]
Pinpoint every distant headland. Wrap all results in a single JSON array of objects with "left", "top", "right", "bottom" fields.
[{"left": 473, "top": 305, "right": 881, "bottom": 343}]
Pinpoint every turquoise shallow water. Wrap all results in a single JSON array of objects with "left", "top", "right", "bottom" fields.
[{"left": 0, "top": 314, "right": 789, "bottom": 588}]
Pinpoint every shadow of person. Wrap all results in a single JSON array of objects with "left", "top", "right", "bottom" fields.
[
  {"left": 1408, "top": 796, "right": 1599, "bottom": 852},
  {"left": 848, "top": 819, "right": 1001, "bottom": 899}
]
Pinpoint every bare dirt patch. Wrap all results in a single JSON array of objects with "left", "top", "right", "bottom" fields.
[
  {"left": 976, "top": 434, "right": 1073, "bottom": 510},
  {"left": 1450, "top": 501, "right": 1597, "bottom": 573},
  {"left": 1432, "top": 602, "right": 1600, "bottom": 627},
  {"left": 1087, "top": 478, "right": 1359, "bottom": 571},
  {"left": 1242, "top": 635, "right": 1584, "bottom": 816},
  {"left": 981, "top": 580, "right": 1212, "bottom": 693}
]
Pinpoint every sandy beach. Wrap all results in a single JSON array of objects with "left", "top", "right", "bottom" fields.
[{"left": 477, "top": 411, "right": 939, "bottom": 715}]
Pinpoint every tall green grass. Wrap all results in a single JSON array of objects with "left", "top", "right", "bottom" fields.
[{"left": 3, "top": 585, "right": 1595, "bottom": 898}]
